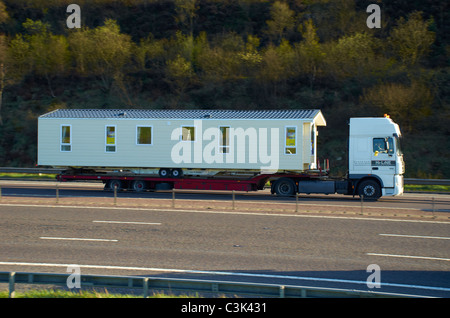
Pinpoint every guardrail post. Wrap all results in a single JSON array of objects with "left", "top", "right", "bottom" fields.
[
  {"left": 114, "top": 184, "right": 118, "bottom": 206},
  {"left": 279, "top": 285, "right": 285, "bottom": 298},
  {"left": 9, "top": 272, "right": 16, "bottom": 298},
  {"left": 360, "top": 196, "right": 364, "bottom": 215},
  {"left": 172, "top": 189, "right": 175, "bottom": 208},
  {"left": 232, "top": 190, "right": 235, "bottom": 210},
  {"left": 143, "top": 277, "right": 149, "bottom": 298}
]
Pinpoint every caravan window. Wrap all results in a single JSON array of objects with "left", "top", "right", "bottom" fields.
[
  {"left": 285, "top": 126, "right": 296, "bottom": 155},
  {"left": 61, "top": 125, "right": 71, "bottom": 152},
  {"left": 137, "top": 126, "right": 152, "bottom": 145},
  {"left": 106, "top": 126, "right": 116, "bottom": 152},
  {"left": 219, "top": 126, "right": 230, "bottom": 153},
  {"left": 182, "top": 126, "right": 195, "bottom": 141}
]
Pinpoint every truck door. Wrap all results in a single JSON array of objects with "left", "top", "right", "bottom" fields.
[{"left": 371, "top": 137, "right": 395, "bottom": 188}]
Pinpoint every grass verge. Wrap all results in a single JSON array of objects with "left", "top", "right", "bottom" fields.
[{"left": 0, "top": 288, "right": 196, "bottom": 298}]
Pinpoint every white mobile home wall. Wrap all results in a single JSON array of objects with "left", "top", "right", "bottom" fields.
[{"left": 38, "top": 109, "right": 326, "bottom": 173}]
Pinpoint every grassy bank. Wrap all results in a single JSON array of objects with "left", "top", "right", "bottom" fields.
[
  {"left": 0, "top": 288, "right": 196, "bottom": 298},
  {"left": 404, "top": 184, "right": 450, "bottom": 193},
  {"left": 0, "top": 173, "right": 57, "bottom": 180}
]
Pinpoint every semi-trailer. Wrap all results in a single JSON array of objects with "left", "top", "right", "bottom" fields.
[{"left": 37, "top": 109, "right": 404, "bottom": 200}]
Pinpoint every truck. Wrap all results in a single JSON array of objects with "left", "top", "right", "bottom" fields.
[{"left": 37, "top": 109, "right": 404, "bottom": 200}]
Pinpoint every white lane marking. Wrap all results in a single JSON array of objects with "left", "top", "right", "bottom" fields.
[
  {"left": 0, "top": 261, "right": 449, "bottom": 293},
  {"left": 367, "top": 253, "right": 450, "bottom": 262},
  {"left": 380, "top": 233, "right": 450, "bottom": 240},
  {"left": 39, "top": 237, "right": 118, "bottom": 242},
  {"left": 1, "top": 203, "right": 449, "bottom": 224},
  {"left": 93, "top": 220, "right": 161, "bottom": 225}
]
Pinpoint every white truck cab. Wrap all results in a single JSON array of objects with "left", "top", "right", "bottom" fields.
[{"left": 349, "top": 116, "right": 404, "bottom": 199}]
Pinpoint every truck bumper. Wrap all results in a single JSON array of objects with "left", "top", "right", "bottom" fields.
[{"left": 382, "top": 175, "right": 404, "bottom": 197}]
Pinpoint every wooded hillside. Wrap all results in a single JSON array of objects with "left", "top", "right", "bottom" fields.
[{"left": 0, "top": 0, "right": 448, "bottom": 178}]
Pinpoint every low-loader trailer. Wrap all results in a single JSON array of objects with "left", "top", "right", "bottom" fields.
[{"left": 38, "top": 109, "right": 404, "bottom": 200}]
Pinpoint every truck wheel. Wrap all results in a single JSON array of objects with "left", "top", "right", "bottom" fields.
[
  {"left": 358, "top": 180, "right": 381, "bottom": 200},
  {"left": 132, "top": 180, "right": 146, "bottom": 192},
  {"left": 171, "top": 168, "right": 183, "bottom": 178},
  {"left": 108, "top": 179, "right": 122, "bottom": 191},
  {"left": 159, "top": 168, "right": 171, "bottom": 178},
  {"left": 273, "top": 178, "right": 296, "bottom": 196}
]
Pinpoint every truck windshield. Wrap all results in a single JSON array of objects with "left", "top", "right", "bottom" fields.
[{"left": 394, "top": 136, "right": 403, "bottom": 155}]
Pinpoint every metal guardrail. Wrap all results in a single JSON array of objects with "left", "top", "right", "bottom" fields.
[
  {"left": 0, "top": 167, "right": 449, "bottom": 186},
  {"left": 1, "top": 271, "right": 418, "bottom": 298},
  {"left": 404, "top": 178, "right": 450, "bottom": 186}
]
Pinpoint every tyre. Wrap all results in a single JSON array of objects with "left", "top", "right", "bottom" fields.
[
  {"left": 273, "top": 178, "right": 296, "bottom": 196},
  {"left": 358, "top": 180, "right": 381, "bottom": 200},
  {"left": 108, "top": 179, "right": 123, "bottom": 191},
  {"left": 159, "top": 168, "right": 171, "bottom": 178},
  {"left": 131, "top": 180, "right": 146, "bottom": 192},
  {"left": 171, "top": 168, "right": 183, "bottom": 178}
]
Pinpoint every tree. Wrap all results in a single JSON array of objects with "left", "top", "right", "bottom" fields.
[
  {"left": 295, "top": 19, "right": 325, "bottom": 92},
  {"left": 265, "top": 1, "right": 295, "bottom": 43},
  {"left": 324, "top": 32, "right": 379, "bottom": 81},
  {"left": 0, "top": 1, "right": 9, "bottom": 124},
  {"left": 166, "top": 54, "right": 194, "bottom": 105},
  {"left": 362, "top": 81, "right": 434, "bottom": 132},
  {"left": 388, "top": 11, "right": 435, "bottom": 67},
  {"left": 174, "top": 0, "right": 198, "bottom": 37},
  {"left": 68, "top": 19, "right": 132, "bottom": 92},
  {"left": 258, "top": 39, "right": 295, "bottom": 101},
  {"left": 9, "top": 19, "right": 71, "bottom": 97}
]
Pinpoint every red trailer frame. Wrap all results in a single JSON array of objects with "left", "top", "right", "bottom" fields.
[{"left": 56, "top": 171, "right": 328, "bottom": 195}]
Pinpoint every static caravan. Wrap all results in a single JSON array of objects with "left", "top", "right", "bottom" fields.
[{"left": 38, "top": 109, "right": 326, "bottom": 174}]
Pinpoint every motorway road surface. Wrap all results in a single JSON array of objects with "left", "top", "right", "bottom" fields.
[{"left": 0, "top": 180, "right": 449, "bottom": 297}]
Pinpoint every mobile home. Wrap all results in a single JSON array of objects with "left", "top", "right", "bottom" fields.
[{"left": 38, "top": 109, "right": 326, "bottom": 174}]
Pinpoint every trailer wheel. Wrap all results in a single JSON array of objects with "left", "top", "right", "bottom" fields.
[
  {"left": 171, "top": 168, "right": 183, "bottom": 178},
  {"left": 159, "top": 168, "right": 171, "bottom": 178},
  {"left": 273, "top": 178, "right": 296, "bottom": 197},
  {"left": 108, "top": 179, "right": 123, "bottom": 191},
  {"left": 358, "top": 180, "right": 381, "bottom": 201},
  {"left": 131, "top": 180, "right": 146, "bottom": 192}
]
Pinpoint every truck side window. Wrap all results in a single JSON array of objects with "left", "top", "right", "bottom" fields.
[
  {"left": 373, "top": 138, "right": 386, "bottom": 154},
  {"left": 373, "top": 137, "right": 395, "bottom": 155}
]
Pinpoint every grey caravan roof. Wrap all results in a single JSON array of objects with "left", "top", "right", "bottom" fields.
[{"left": 40, "top": 108, "right": 325, "bottom": 123}]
